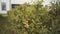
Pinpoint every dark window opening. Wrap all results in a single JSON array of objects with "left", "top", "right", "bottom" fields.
[
  {"left": 1, "top": 2, "right": 6, "bottom": 11},
  {"left": 12, "top": 4, "right": 20, "bottom": 8}
]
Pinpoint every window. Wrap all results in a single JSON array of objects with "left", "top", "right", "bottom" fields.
[
  {"left": 12, "top": 4, "right": 20, "bottom": 8},
  {"left": 1, "top": 2, "right": 6, "bottom": 11}
]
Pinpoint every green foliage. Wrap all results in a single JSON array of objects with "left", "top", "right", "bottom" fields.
[
  {"left": 0, "top": 0, "right": 60, "bottom": 34},
  {"left": 7, "top": 1, "right": 52, "bottom": 34},
  {"left": 0, "top": 1, "right": 60, "bottom": 34},
  {"left": 49, "top": 2, "right": 60, "bottom": 34},
  {"left": 0, "top": 16, "right": 9, "bottom": 34}
]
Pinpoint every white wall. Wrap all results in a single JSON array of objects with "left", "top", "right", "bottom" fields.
[
  {"left": 11, "top": 0, "right": 36, "bottom": 4},
  {"left": 0, "top": 0, "right": 1, "bottom": 12},
  {"left": 11, "top": 0, "right": 51, "bottom": 5},
  {"left": 0, "top": 0, "right": 11, "bottom": 14},
  {"left": 11, "top": 0, "right": 26, "bottom": 4}
]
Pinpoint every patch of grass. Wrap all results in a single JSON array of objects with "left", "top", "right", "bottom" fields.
[{"left": 0, "top": 15, "right": 8, "bottom": 34}]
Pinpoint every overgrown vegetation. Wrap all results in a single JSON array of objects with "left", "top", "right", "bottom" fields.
[
  {"left": 8, "top": 1, "right": 50, "bottom": 34},
  {"left": 0, "top": 15, "right": 8, "bottom": 34},
  {"left": 0, "top": 0, "right": 60, "bottom": 34}
]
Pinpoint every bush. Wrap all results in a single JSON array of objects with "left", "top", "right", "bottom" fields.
[{"left": 7, "top": 1, "right": 52, "bottom": 34}]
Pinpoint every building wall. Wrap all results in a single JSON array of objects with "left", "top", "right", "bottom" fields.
[
  {"left": 0, "top": 0, "right": 11, "bottom": 14},
  {"left": 0, "top": 0, "right": 1, "bottom": 12}
]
